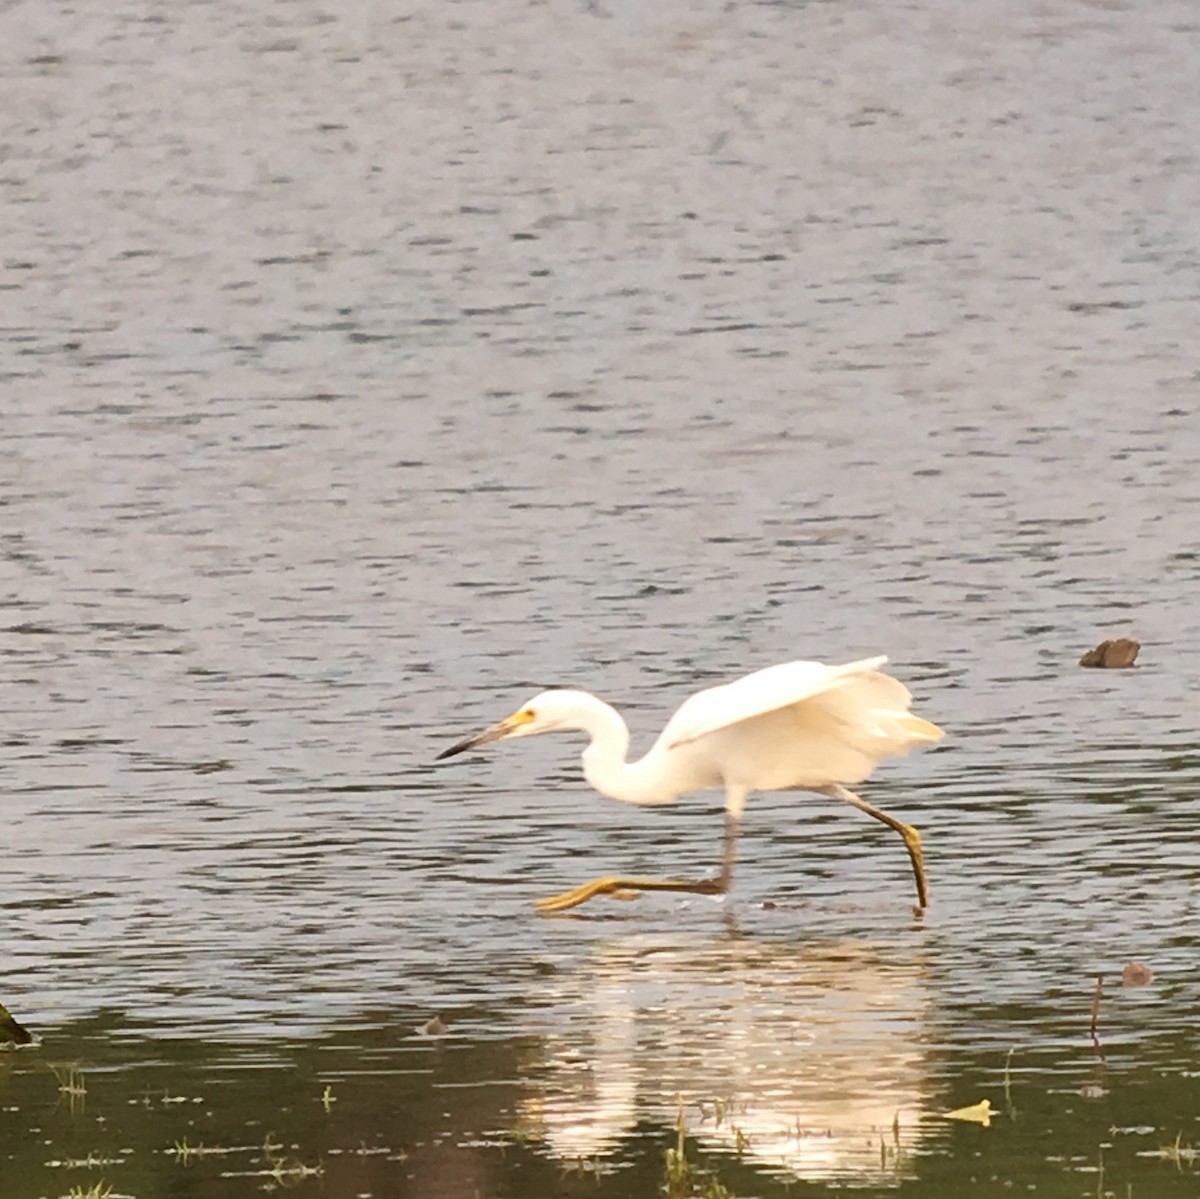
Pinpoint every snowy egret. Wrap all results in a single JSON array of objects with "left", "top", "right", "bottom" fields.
[{"left": 437, "top": 656, "right": 943, "bottom": 912}]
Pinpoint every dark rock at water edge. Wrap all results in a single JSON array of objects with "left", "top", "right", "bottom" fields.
[
  {"left": 0, "top": 1002, "right": 33, "bottom": 1046},
  {"left": 1079, "top": 637, "right": 1140, "bottom": 668}
]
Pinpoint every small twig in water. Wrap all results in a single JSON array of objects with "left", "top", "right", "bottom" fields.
[{"left": 1090, "top": 974, "right": 1104, "bottom": 1047}]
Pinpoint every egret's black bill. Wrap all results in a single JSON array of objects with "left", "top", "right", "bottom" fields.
[
  {"left": 436, "top": 733, "right": 486, "bottom": 760},
  {"left": 435, "top": 718, "right": 518, "bottom": 760},
  {"left": 436, "top": 708, "right": 535, "bottom": 762}
]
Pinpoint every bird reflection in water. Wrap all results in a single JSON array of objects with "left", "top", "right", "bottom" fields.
[{"left": 515, "top": 932, "right": 930, "bottom": 1183}]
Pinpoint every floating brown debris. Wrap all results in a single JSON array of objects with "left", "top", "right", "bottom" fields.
[
  {"left": 419, "top": 1015, "right": 448, "bottom": 1037},
  {"left": 1121, "top": 962, "right": 1153, "bottom": 987},
  {"left": 0, "top": 1002, "right": 33, "bottom": 1047},
  {"left": 1079, "top": 637, "right": 1140, "bottom": 668}
]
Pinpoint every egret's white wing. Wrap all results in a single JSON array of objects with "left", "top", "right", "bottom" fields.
[{"left": 661, "top": 656, "right": 890, "bottom": 750}]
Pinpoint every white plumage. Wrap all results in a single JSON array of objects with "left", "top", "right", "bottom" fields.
[{"left": 438, "top": 656, "right": 942, "bottom": 912}]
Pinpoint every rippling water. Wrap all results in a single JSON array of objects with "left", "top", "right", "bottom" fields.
[{"left": 4, "top": 0, "right": 1200, "bottom": 1195}]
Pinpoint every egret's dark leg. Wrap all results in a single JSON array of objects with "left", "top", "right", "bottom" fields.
[
  {"left": 717, "top": 810, "right": 738, "bottom": 890},
  {"left": 535, "top": 813, "right": 741, "bottom": 914},
  {"left": 824, "top": 783, "right": 928, "bottom": 909}
]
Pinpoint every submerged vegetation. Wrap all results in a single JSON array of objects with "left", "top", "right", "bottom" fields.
[
  {"left": 62, "top": 1184, "right": 114, "bottom": 1199},
  {"left": 51, "top": 1064, "right": 88, "bottom": 1113},
  {"left": 1142, "top": 1134, "right": 1198, "bottom": 1168},
  {"left": 664, "top": 1107, "right": 736, "bottom": 1199}
]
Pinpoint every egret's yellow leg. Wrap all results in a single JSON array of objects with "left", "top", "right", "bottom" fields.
[
  {"left": 536, "top": 815, "right": 740, "bottom": 914},
  {"left": 825, "top": 784, "right": 928, "bottom": 909}
]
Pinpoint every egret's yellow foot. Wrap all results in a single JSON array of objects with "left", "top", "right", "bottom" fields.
[
  {"left": 824, "top": 784, "right": 929, "bottom": 911},
  {"left": 535, "top": 876, "right": 626, "bottom": 913},
  {"left": 899, "top": 823, "right": 929, "bottom": 910},
  {"left": 535, "top": 875, "right": 725, "bottom": 914}
]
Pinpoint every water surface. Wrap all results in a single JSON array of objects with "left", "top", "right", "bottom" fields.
[{"left": 3, "top": 0, "right": 1200, "bottom": 1195}]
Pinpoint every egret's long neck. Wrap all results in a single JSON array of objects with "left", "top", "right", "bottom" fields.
[{"left": 576, "top": 698, "right": 679, "bottom": 806}]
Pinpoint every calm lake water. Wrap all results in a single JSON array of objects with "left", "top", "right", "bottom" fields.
[{"left": 3, "top": 0, "right": 1200, "bottom": 1196}]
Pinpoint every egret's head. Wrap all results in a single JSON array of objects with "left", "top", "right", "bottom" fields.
[{"left": 436, "top": 690, "right": 583, "bottom": 760}]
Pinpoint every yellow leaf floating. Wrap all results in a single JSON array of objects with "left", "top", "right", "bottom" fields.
[{"left": 945, "top": 1099, "right": 992, "bottom": 1127}]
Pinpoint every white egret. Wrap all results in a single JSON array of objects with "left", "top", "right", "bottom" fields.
[{"left": 437, "top": 656, "right": 943, "bottom": 912}]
